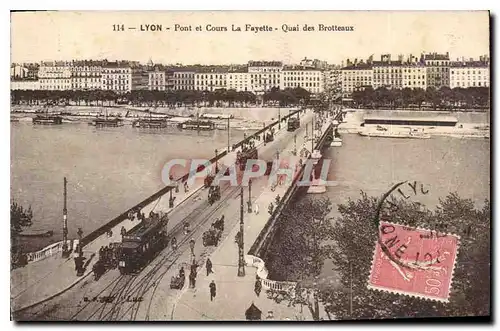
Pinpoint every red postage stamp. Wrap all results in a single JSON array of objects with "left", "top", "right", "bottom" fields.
[{"left": 368, "top": 221, "right": 460, "bottom": 302}]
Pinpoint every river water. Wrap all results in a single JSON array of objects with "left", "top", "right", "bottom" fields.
[
  {"left": 11, "top": 109, "right": 490, "bottom": 253},
  {"left": 11, "top": 122, "right": 251, "bottom": 250}
]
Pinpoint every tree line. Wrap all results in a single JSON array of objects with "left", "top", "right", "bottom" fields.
[
  {"left": 10, "top": 87, "right": 313, "bottom": 108},
  {"left": 265, "top": 193, "right": 490, "bottom": 320},
  {"left": 350, "top": 86, "right": 490, "bottom": 111}
]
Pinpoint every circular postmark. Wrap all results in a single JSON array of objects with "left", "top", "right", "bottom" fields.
[{"left": 368, "top": 181, "right": 461, "bottom": 301}]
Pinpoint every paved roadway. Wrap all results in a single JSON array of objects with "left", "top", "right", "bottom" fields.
[{"left": 14, "top": 112, "right": 315, "bottom": 321}]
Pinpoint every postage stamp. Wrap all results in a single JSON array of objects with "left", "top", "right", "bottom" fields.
[{"left": 368, "top": 221, "right": 460, "bottom": 302}]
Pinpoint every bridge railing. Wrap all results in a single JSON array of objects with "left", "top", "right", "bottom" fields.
[
  {"left": 26, "top": 240, "right": 72, "bottom": 263},
  {"left": 79, "top": 110, "right": 306, "bottom": 249},
  {"left": 248, "top": 121, "right": 334, "bottom": 258}
]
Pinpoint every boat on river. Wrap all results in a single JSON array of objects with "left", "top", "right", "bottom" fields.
[
  {"left": 32, "top": 108, "right": 63, "bottom": 125},
  {"left": 179, "top": 120, "right": 215, "bottom": 131},
  {"left": 19, "top": 229, "right": 54, "bottom": 238},
  {"left": 358, "top": 126, "right": 431, "bottom": 139},
  {"left": 89, "top": 117, "right": 124, "bottom": 127}
]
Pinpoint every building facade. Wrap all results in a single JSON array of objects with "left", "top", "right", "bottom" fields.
[
  {"left": 341, "top": 64, "right": 373, "bottom": 97},
  {"left": 450, "top": 61, "right": 490, "bottom": 88},
  {"left": 281, "top": 67, "right": 324, "bottom": 94},
  {"left": 247, "top": 61, "right": 282, "bottom": 94},
  {"left": 101, "top": 62, "right": 132, "bottom": 93},
  {"left": 226, "top": 71, "right": 250, "bottom": 92},
  {"left": 38, "top": 61, "right": 72, "bottom": 90},
  {"left": 148, "top": 68, "right": 167, "bottom": 91},
  {"left": 401, "top": 64, "right": 427, "bottom": 90},
  {"left": 10, "top": 80, "right": 40, "bottom": 90},
  {"left": 172, "top": 70, "right": 195, "bottom": 90},
  {"left": 424, "top": 52, "right": 451, "bottom": 89},
  {"left": 194, "top": 72, "right": 227, "bottom": 91},
  {"left": 71, "top": 60, "right": 102, "bottom": 90}
]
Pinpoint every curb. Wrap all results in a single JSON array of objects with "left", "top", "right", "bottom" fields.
[{"left": 12, "top": 269, "right": 93, "bottom": 315}]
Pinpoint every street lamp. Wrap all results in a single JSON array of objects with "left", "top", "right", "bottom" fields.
[
  {"left": 77, "top": 227, "right": 83, "bottom": 257},
  {"left": 238, "top": 185, "right": 245, "bottom": 277},
  {"left": 189, "top": 238, "right": 195, "bottom": 258},
  {"left": 62, "top": 177, "right": 69, "bottom": 258},
  {"left": 247, "top": 179, "right": 252, "bottom": 213},
  {"left": 214, "top": 149, "right": 219, "bottom": 174}
]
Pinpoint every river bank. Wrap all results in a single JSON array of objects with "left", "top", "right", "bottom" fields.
[
  {"left": 338, "top": 108, "right": 490, "bottom": 139},
  {"left": 11, "top": 105, "right": 294, "bottom": 131}
]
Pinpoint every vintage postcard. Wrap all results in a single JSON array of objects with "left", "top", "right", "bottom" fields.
[{"left": 10, "top": 11, "right": 490, "bottom": 321}]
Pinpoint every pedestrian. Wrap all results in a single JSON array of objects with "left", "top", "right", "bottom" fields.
[
  {"left": 209, "top": 280, "right": 216, "bottom": 301},
  {"left": 191, "top": 272, "right": 197, "bottom": 288},
  {"left": 254, "top": 203, "right": 259, "bottom": 215},
  {"left": 254, "top": 277, "right": 262, "bottom": 297},
  {"left": 206, "top": 258, "right": 213, "bottom": 276},
  {"left": 189, "top": 272, "right": 194, "bottom": 288}
]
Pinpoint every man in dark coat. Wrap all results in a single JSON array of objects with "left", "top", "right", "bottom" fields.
[
  {"left": 206, "top": 258, "right": 213, "bottom": 276},
  {"left": 209, "top": 280, "right": 216, "bottom": 301}
]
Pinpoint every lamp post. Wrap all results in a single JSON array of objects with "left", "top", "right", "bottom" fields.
[
  {"left": 227, "top": 117, "right": 230, "bottom": 152},
  {"left": 278, "top": 107, "right": 281, "bottom": 130},
  {"left": 62, "top": 177, "right": 69, "bottom": 258},
  {"left": 215, "top": 149, "right": 219, "bottom": 174},
  {"left": 77, "top": 227, "right": 83, "bottom": 257},
  {"left": 189, "top": 238, "right": 195, "bottom": 259},
  {"left": 238, "top": 185, "right": 245, "bottom": 277},
  {"left": 247, "top": 179, "right": 252, "bottom": 213}
]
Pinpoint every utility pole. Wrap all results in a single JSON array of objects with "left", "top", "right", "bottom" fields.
[
  {"left": 247, "top": 179, "right": 252, "bottom": 213},
  {"left": 238, "top": 185, "right": 245, "bottom": 277},
  {"left": 278, "top": 107, "right": 281, "bottom": 130},
  {"left": 350, "top": 261, "right": 353, "bottom": 316},
  {"left": 62, "top": 177, "right": 69, "bottom": 258},
  {"left": 294, "top": 134, "right": 297, "bottom": 155},
  {"left": 227, "top": 117, "right": 230, "bottom": 152}
]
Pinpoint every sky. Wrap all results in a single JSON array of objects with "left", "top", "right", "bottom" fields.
[{"left": 10, "top": 11, "right": 490, "bottom": 65}]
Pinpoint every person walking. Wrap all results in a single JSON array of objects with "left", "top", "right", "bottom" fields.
[
  {"left": 209, "top": 280, "right": 217, "bottom": 301},
  {"left": 206, "top": 258, "right": 213, "bottom": 276},
  {"left": 254, "top": 203, "right": 259, "bottom": 215}
]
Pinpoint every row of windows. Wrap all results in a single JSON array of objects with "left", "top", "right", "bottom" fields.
[
  {"left": 451, "top": 70, "right": 488, "bottom": 75},
  {"left": 283, "top": 71, "right": 321, "bottom": 76},
  {"left": 426, "top": 61, "right": 450, "bottom": 66},
  {"left": 451, "top": 81, "right": 488, "bottom": 87},
  {"left": 252, "top": 80, "right": 280, "bottom": 85},
  {"left": 103, "top": 80, "right": 130, "bottom": 84},
  {"left": 41, "top": 79, "right": 71, "bottom": 83},
  {"left": 196, "top": 80, "right": 227, "bottom": 86},
  {"left": 284, "top": 76, "right": 320, "bottom": 81},
  {"left": 250, "top": 74, "right": 279, "bottom": 79},
  {"left": 283, "top": 82, "right": 321, "bottom": 88},
  {"left": 102, "top": 69, "right": 130, "bottom": 74},
  {"left": 196, "top": 74, "right": 226, "bottom": 79},
  {"left": 175, "top": 80, "right": 195, "bottom": 84},
  {"left": 451, "top": 76, "right": 489, "bottom": 81},
  {"left": 174, "top": 73, "right": 194, "bottom": 78}
]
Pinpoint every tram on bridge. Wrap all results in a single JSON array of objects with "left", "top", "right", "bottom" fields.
[
  {"left": 117, "top": 213, "right": 169, "bottom": 275},
  {"left": 236, "top": 140, "right": 258, "bottom": 171}
]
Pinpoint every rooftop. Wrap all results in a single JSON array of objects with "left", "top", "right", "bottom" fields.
[
  {"left": 450, "top": 61, "right": 489, "bottom": 68},
  {"left": 248, "top": 61, "right": 283, "bottom": 67},
  {"left": 424, "top": 53, "right": 450, "bottom": 61}
]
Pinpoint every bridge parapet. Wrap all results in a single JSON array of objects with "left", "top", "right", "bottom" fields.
[{"left": 26, "top": 240, "right": 72, "bottom": 263}]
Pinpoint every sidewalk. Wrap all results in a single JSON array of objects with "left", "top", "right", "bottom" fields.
[
  {"left": 171, "top": 112, "right": 325, "bottom": 321},
  {"left": 11, "top": 251, "right": 94, "bottom": 312}
]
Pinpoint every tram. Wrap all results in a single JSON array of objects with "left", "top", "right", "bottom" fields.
[
  {"left": 236, "top": 141, "right": 258, "bottom": 171},
  {"left": 117, "top": 214, "right": 168, "bottom": 275},
  {"left": 287, "top": 117, "right": 300, "bottom": 132}
]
